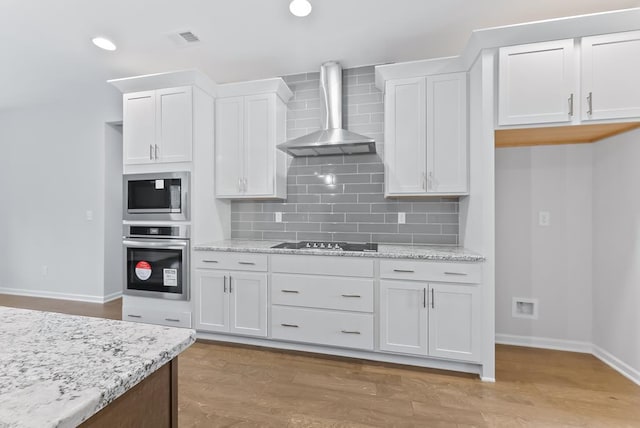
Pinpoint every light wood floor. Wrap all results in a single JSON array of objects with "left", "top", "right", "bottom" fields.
[{"left": 2, "top": 294, "right": 639, "bottom": 427}]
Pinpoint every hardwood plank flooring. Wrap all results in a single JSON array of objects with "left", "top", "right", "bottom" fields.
[{"left": 2, "top": 294, "right": 639, "bottom": 427}]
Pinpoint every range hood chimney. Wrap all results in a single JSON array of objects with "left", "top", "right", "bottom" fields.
[{"left": 277, "top": 61, "right": 376, "bottom": 157}]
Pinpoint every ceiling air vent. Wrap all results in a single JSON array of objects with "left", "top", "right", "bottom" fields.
[{"left": 168, "top": 30, "right": 201, "bottom": 47}]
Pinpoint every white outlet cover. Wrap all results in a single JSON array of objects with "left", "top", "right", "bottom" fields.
[
  {"left": 538, "top": 211, "right": 550, "bottom": 226},
  {"left": 275, "top": 212, "right": 283, "bottom": 223},
  {"left": 398, "top": 212, "right": 406, "bottom": 224}
]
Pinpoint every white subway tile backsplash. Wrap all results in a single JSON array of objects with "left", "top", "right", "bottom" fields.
[{"left": 230, "top": 66, "right": 459, "bottom": 245}]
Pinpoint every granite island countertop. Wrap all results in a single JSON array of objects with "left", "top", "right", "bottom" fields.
[
  {"left": 0, "top": 307, "right": 195, "bottom": 428},
  {"left": 194, "top": 239, "right": 484, "bottom": 262}
]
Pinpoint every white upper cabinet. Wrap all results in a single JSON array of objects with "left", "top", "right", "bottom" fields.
[
  {"left": 215, "top": 79, "right": 291, "bottom": 200},
  {"left": 581, "top": 30, "right": 640, "bottom": 121},
  {"left": 498, "top": 39, "right": 576, "bottom": 126},
  {"left": 123, "top": 86, "right": 193, "bottom": 165},
  {"left": 384, "top": 72, "right": 468, "bottom": 197},
  {"left": 499, "top": 31, "right": 640, "bottom": 128},
  {"left": 427, "top": 73, "right": 468, "bottom": 194},
  {"left": 384, "top": 77, "right": 426, "bottom": 195}
]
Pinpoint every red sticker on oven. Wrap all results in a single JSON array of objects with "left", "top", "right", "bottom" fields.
[{"left": 135, "top": 261, "right": 152, "bottom": 281}]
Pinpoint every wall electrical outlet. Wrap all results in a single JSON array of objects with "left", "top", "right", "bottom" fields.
[
  {"left": 41, "top": 265, "right": 48, "bottom": 276},
  {"left": 275, "top": 212, "right": 282, "bottom": 223},
  {"left": 398, "top": 212, "right": 406, "bottom": 224},
  {"left": 538, "top": 211, "right": 550, "bottom": 227},
  {"left": 86, "top": 210, "right": 94, "bottom": 221}
]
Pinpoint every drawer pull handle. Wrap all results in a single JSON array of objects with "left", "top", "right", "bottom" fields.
[
  {"left": 281, "top": 290, "right": 299, "bottom": 293},
  {"left": 341, "top": 330, "right": 361, "bottom": 335},
  {"left": 202, "top": 260, "right": 219, "bottom": 263},
  {"left": 341, "top": 294, "right": 361, "bottom": 298},
  {"left": 238, "top": 261, "right": 256, "bottom": 265},
  {"left": 127, "top": 314, "right": 142, "bottom": 319},
  {"left": 165, "top": 318, "right": 180, "bottom": 322},
  {"left": 281, "top": 323, "right": 299, "bottom": 328},
  {"left": 393, "top": 269, "right": 415, "bottom": 273},
  {"left": 444, "top": 272, "right": 468, "bottom": 276}
]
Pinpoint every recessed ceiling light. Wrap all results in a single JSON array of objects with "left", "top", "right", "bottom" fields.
[
  {"left": 92, "top": 37, "right": 117, "bottom": 51},
  {"left": 289, "top": 0, "right": 312, "bottom": 17}
]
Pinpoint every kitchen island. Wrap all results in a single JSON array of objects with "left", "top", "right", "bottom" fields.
[{"left": 0, "top": 306, "right": 195, "bottom": 428}]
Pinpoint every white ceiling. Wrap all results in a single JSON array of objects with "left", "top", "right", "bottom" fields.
[{"left": 2, "top": 0, "right": 640, "bottom": 109}]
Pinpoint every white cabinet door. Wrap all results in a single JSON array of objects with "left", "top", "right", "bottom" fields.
[
  {"left": 123, "top": 91, "right": 156, "bottom": 165},
  {"left": 427, "top": 73, "right": 468, "bottom": 194},
  {"left": 384, "top": 77, "right": 427, "bottom": 196},
  {"left": 157, "top": 86, "right": 192, "bottom": 163},
  {"left": 229, "top": 272, "right": 267, "bottom": 337},
  {"left": 581, "top": 30, "right": 640, "bottom": 121},
  {"left": 215, "top": 97, "right": 244, "bottom": 197},
  {"left": 428, "top": 283, "right": 480, "bottom": 362},
  {"left": 244, "top": 94, "right": 275, "bottom": 197},
  {"left": 498, "top": 39, "right": 576, "bottom": 125},
  {"left": 379, "top": 280, "right": 427, "bottom": 356},
  {"left": 194, "top": 269, "right": 229, "bottom": 333}
]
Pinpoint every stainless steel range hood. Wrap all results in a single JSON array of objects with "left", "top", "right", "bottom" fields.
[{"left": 277, "top": 61, "right": 376, "bottom": 157}]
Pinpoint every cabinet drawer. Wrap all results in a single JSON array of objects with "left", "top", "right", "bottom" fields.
[
  {"left": 193, "top": 251, "right": 268, "bottom": 271},
  {"left": 123, "top": 308, "right": 192, "bottom": 328},
  {"left": 271, "top": 274, "right": 374, "bottom": 312},
  {"left": 271, "top": 306, "right": 374, "bottom": 350},
  {"left": 271, "top": 255, "right": 374, "bottom": 277},
  {"left": 380, "top": 260, "right": 481, "bottom": 283}
]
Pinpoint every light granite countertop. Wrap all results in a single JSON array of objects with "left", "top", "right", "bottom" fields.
[
  {"left": 0, "top": 307, "right": 195, "bottom": 428},
  {"left": 194, "top": 239, "right": 484, "bottom": 262}
]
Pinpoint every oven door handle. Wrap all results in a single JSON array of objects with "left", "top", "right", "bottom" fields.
[{"left": 123, "top": 239, "right": 189, "bottom": 250}]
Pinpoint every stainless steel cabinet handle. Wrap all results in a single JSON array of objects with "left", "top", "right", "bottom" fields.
[
  {"left": 202, "top": 260, "right": 219, "bottom": 263},
  {"left": 281, "top": 323, "right": 299, "bottom": 328},
  {"left": 223, "top": 276, "right": 227, "bottom": 293},
  {"left": 341, "top": 330, "right": 361, "bottom": 334},
  {"left": 149, "top": 145, "right": 153, "bottom": 160},
  {"left": 428, "top": 171, "right": 434, "bottom": 190},
  {"left": 154, "top": 144, "right": 159, "bottom": 159},
  {"left": 243, "top": 178, "right": 248, "bottom": 192},
  {"left": 422, "top": 172, "right": 426, "bottom": 190},
  {"left": 587, "top": 92, "right": 593, "bottom": 115},
  {"left": 568, "top": 93, "right": 574, "bottom": 116},
  {"left": 281, "top": 290, "right": 299, "bottom": 293},
  {"left": 444, "top": 272, "right": 468, "bottom": 276},
  {"left": 431, "top": 288, "right": 435, "bottom": 309},
  {"left": 127, "top": 314, "right": 142, "bottom": 319},
  {"left": 165, "top": 318, "right": 180, "bottom": 322},
  {"left": 229, "top": 275, "right": 232, "bottom": 293},
  {"left": 238, "top": 178, "right": 242, "bottom": 192},
  {"left": 238, "top": 261, "right": 255, "bottom": 265},
  {"left": 341, "top": 294, "right": 361, "bottom": 298},
  {"left": 393, "top": 269, "right": 415, "bottom": 273},
  {"left": 423, "top": 288, "right": 426, "bottom": 308}
]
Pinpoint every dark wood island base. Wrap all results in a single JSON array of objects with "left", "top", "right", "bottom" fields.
[{"left": 81, "top": 358, "right": 178, "bottom": 428}]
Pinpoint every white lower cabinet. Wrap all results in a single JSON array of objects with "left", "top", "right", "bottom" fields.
[
  {"left": 271, "top": 306, "right": 374, "bottom": 350},
  {"left": 194, "top": 268, "right": 267, "bottom": 337},
  {"left": 428, "top": 283, "right": 481, "bottom": 362},
  {"left": 379, "top": 279, "right": 481, "bottom": 362},
  {"left": 379, "top": 281, "right": 428, "bottom": 355}
]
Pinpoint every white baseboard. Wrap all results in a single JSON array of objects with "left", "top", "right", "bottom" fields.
[
  {"left": 0, "top": 287, "right": 121, "bottom": 304},
  {"left": 497, "top": 333, "right": 640, "bottom": 386},
  {"left": 593, "top": 345, "right": 640, "bottom": 386},
  {"left": 496, "top": 333, "right": 592, "bottom": 353}
]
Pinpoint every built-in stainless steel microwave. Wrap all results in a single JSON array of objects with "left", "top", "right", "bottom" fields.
[{"left": 123, "top": 172, "right": 189, "bottom": 221}]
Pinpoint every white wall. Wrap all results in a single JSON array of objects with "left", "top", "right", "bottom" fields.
[
  {"left": 0, "top": 83, "right": 121, "bottom": 302},
  {"left": 495, "top": 144, "right": 593, "bottom": 345},
  {"left": 592, "top": 129, "right": 640, "bottom": 378},
  {"left": 103, "top": 123, "right": 123, "bottom": 299}
]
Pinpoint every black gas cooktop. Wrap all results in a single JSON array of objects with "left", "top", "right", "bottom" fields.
[{"left": 271, "top": 241, "right": 378, "bottom": 252}]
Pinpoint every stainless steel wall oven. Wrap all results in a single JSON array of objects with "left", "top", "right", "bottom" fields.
[{"left": 123, "top": 224, "right": 190, "bottom": 300}]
